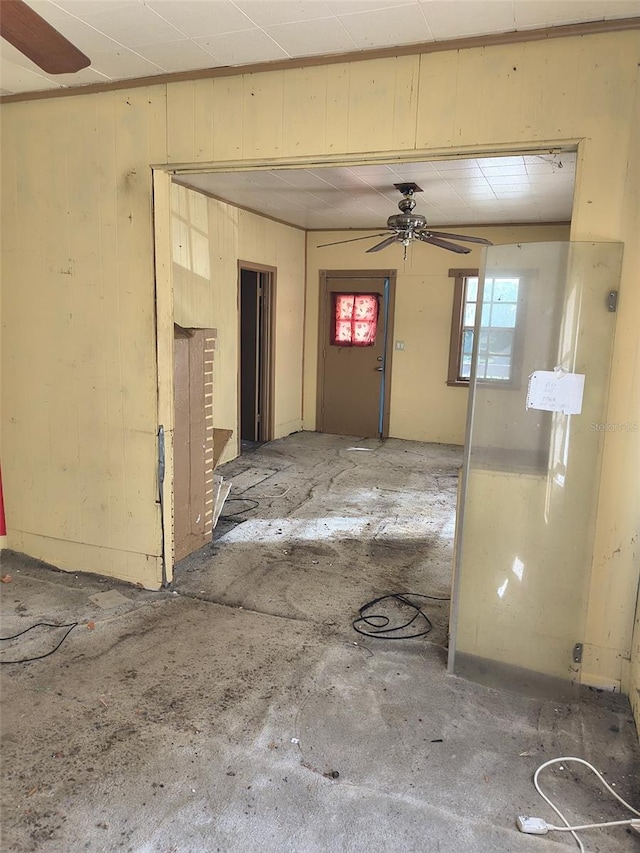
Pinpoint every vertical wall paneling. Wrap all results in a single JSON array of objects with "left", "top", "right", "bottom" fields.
[
  {"left": 194, "top": 78, "right": 215, "bottom": 163},
  {"left": 325, "top": 63, "right": 350, "bottom": 154},
  {"left": 347, "top": 59, "right": 402, "bottom": 153},
  {"left": 415, "top": 50, "right": 458, "bottom": 149},
  {"left": 242, "top": 71, "right": 284, "bottom": 160},
  {"left": 391, "top": 55, "right": 420, "bottom": 151},
  {"left": 282, "top": 66, "right": 328, "bottom": 157},
  {"left": 167, "top": 81, "right": 196, "bottom": 164},
  {"left": 211, "top": 76, "right": 244, "bottom": 161}
]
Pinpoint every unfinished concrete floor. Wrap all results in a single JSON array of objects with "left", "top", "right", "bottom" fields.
[
  {"left": 1, "top": 433, "right": 639, "bottom": 853},
  {"left": 176, "top": 432, "right": 460, "bottom": 646}
]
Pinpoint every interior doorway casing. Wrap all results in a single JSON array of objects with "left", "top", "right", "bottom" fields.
[
  {"left": 317, "top": 269, "right": 396, "bottom": 438},
  {"left": 237, "top": 261, "right": 276, "bottom": 446}
]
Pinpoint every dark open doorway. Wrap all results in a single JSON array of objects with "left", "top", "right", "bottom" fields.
[{"left": 238, "top": 262, "right": 275, "bottom": 451}]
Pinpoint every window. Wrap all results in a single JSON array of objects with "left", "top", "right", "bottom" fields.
[
  {"left": 448, "top": 269, "right": 521, "bottom": 385},
  {"left": 332, "top": 293, "right": 379, "bottom": 346}
]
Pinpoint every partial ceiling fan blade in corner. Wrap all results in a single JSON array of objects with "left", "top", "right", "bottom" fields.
[
  {"left": 366, "top": 235, "right": 398, "bottom": 253},
  {"left": 427, "top": 230, "right": 493, "bottom": 246},
  {"left": 417, "top": 233, "right": 471, "bottom": 254},
  {"left": 0, "top": 0, "right": 90, "bottom": 74},
  {"left": 316, "top": 233, "right": 389, "bottom": 249}
]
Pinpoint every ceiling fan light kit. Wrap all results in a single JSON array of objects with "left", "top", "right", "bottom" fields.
[{"left": 318, "top": 183, "right": 493, "bottom": 259}]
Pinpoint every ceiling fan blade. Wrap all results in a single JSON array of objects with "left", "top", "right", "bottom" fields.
[
  {"left": 366, "top": 235, "right": 399, "bottom": 253},
  {"left": 316, "top": 233, "right": 389, "bottom": 249},
  {"left": 427, "top": 230, "right": 493, "bottom": 246},
  {"left": 0, "top": 0, "right": 90, "bottom": 74},
  {"left": 417, "top": 233, "right": 471, "bottom": 254}
]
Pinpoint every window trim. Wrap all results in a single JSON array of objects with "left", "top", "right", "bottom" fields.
[
  {"left": 447, "top": 268, "right": 478, "bottom": 387},
  {"left": 448, "top": 268, "right": 526, "bottom": 388}
]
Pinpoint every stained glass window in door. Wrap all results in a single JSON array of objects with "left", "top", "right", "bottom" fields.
[{"left": 332, "top": 293, "right": 379, "bottom": 346}]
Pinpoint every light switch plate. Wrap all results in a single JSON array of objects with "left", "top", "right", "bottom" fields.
[{"left": 395, "top": 341, "right": 405, "bottom": 351}]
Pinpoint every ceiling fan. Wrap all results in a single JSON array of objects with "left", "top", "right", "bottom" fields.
[
  {"left": 317, "top": 183, "right": 492, "bottom": 259},
  {"left": 0, "top": 0, "right": 90, "bottom": 74}
]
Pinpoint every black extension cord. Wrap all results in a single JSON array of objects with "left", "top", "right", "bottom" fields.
[
  {"left": 353, "top": 592, "right": 450, "bottom": 640},
  {"left": 0, "top": 621, "right": 78, "bottom": 664}
]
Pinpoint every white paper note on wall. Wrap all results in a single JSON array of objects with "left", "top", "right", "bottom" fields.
[{"left": 526, "top": 370, "right": 585, "bottom": 415}]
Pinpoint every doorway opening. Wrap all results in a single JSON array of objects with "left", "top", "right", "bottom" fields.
[{"left": 238, "top": 263, "right": 276, "bottom": 453}]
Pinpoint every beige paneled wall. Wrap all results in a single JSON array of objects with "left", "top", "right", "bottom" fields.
[
  {"left": 1, "top": 87, "right": 167, "bottom": 588},
  {"left": 170, "top": 183, "right": 305, "bottom": 463},
  {"left": 305, "top": 224, "right": 570, "bottom": 445},
  {"left": 0, "top": 27, "right": 638, "bottom": 697},
  {"left": 237, "top": 210, "right": 306, "bottom": 442}
]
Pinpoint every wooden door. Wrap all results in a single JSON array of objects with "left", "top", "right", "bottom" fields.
[
  {"left": 317, "top": 272, "right": 395, "bottom": 438},
  {"left": 173, "top": 326, "right": 215, "bottom": 562}
]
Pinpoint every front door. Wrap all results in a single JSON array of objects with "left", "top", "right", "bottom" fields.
[{"left": 317, "top": 271, "right": 395, "bottom": 438}]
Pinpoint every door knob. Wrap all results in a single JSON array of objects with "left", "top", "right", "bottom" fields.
[{"left": 375, "top": 366, "right": 384, "bottom": 372}]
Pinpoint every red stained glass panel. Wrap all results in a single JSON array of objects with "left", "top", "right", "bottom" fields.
[{"left": 332, "top": 293, "right": 379, "bottom": 346}]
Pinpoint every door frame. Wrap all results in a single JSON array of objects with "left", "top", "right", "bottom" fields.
[
  {"left": 237, "top": 260, "right": 277, "bottom": 444},
  {"left": 316, "top": 269, "right": 397, "bottom": 438}
]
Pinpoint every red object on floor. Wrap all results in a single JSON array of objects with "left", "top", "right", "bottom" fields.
[{"left": 0, "top": 466, "right": 6, "bottom": 536}]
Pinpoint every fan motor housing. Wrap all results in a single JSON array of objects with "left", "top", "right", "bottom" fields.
[{"left": 387, "top": 213, "right": 427, "bottom": 231}]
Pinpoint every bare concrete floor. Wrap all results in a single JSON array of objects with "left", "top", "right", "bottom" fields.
[
  {"left": 1, "top": 433, "right": 639, "bottom": 853},
  {"left": 177, "top": 433, "right": 460, "bottom": 646}
]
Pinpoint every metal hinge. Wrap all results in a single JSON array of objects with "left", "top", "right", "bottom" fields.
[
  {"left": 607, "top": 290, "right": 618, "bottom": 312},
  {"left": 572, "top": 643, "right": 583, "bottom": 664}
]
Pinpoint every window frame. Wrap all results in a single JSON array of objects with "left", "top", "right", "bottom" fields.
[
  {"left": 447, "top": 268, "right": 525, "bottom": 388},
  {"left": 447, "top": 268, "right": 479, "bottom": 387}
]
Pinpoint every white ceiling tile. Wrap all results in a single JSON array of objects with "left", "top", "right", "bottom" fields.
[
  {"left": 446, "top": 177, "right": 492, "bottom": 188},
  {"left": 488, "top": 175, "right": 531, "bottom": 185},
  {"left": 265, "top": 17, "right": 358, "bottom": 55},
  {"left": 419, "top": 0, "right": 515, "bottom": 39},
  {"left": 338, "top": 3, "right": 434, "bottom": 48},
  {"left": 0, "top": 39, "right": 45, "bottom": 71},
  {"left": 89, "top": 47, "right": 164, "bottom": 78},
  {"left": 477, "top": 156, "right": 524, "bottom": 168},
  {"left": 434, "top": 167, "right": 485, "bottom": 179},
  {"left": 433, "top": 158, "right": 478, "bottom": 170},
  {"left": 176, "top": 152, "right": 576, "bottom": 228},
  {"left": 194, "top": 29, "right": 289, "bottom": 64},
  {"left": 52, "top": 1, "right": 141, "bottom": 15},
  {"left": 0, "top": 60, "right": 60, "bottom": 93},
  {"left": 41, "top": 65, "right": 111, "bottom": 85},
  {"left": 328, "top": 1, "right": 421, "bottom": 13},
  {"left": 601, "top": 0, "right": 640, "bottom": 18},
  {"left": 350, "top": 164, "right": 398, "bottom": 176},
  {"left": 235, "top": 0, "right": 334, "bottom": 26},
  {"left": 37, "top": 15, "right": 124, "bottom": 54},
  {"left": 525, "top": 161, "right": 559, "bottom": 174},
  {"left": 135, "top": 39, "right": 221, "bottom": 72},
  {"left": 391, "top": 162, "right": 439, "bottom": 177},
  {"left": 481, "top": 165, "right": 528, "bottom": 177},
  {"left": 145, "top": 0, "right": 256, "bottom": 37},
  {"left": 513, "top": 0, "right": 637, "bottom": 29},
  {"left": 79, "top": 3, "right": 184, "bottom": 46}
]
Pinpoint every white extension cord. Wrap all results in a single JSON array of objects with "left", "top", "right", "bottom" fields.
[{"left": 516, "top": 756, "right": 640, "bottom": 852}]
